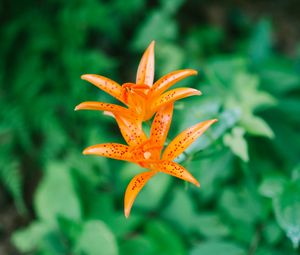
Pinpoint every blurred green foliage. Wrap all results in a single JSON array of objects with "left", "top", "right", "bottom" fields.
[{"left": 1, "top": 0, "right": 300, "bottom": 254}]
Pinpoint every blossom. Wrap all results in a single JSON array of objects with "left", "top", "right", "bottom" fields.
[
  {"left": 75, "top": 41, "right": 200, "bottom": 120},
  {"left": 82, "top": 103, "right": 217, "bottom": 217}
]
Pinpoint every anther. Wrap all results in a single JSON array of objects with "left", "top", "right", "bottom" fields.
[{"left": 143, "top": 151, "right": 151, "bottom": 159}]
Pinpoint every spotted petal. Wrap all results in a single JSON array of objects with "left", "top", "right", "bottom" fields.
[
  {"left": 81, "top": 74, "right": 125, "bottom": 103},
  {"left": 150, "top": 103, "right": 174, "bottom": 148},
  {"left": 151, "top": 161, "right": 200, "bottom": 187},
  {"left": 150, "top": 69, "right": 198, "bottom": 98},
  {"left": 75, "top": 101, "right": 136, "bottom": 119},
  {"left": 83, "top": 143, "right": 133, "bottom": 161},
  {"left": 136, "top": 41, "right": 155, "bottom": 86},
  {"left": 114, "top": 115, "right": 147, "bottom": 146},
  {"left": 124, "top": 171, "right": 156, "bottom": 218},
  {"left": 163, "top": 119, "right": 218, "bottom": 161},
  {"left": 151, "top": 88, "right": 201, "bottom": 113}
]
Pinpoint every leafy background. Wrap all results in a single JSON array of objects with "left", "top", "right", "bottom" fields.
[{"left": 1, "top": 0, "right": 300, "bottom": 254}]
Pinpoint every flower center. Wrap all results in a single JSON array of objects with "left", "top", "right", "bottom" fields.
[{"left": 121, "top": 83, "right": 150, "bottom": 104}]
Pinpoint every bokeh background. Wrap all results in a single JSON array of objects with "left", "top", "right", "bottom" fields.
[{"left": 1, "top": 0, "right": 300, "bottom": 254}]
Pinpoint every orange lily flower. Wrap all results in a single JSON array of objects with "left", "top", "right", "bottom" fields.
[
  {"left": 82, "top": 103, "right": 217, "bottom": 217},
  {"left": 75, "top": 41, "right": 200, "bottom": 120}
]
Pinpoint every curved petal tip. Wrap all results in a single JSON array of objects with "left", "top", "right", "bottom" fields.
[
  {"left": 189, "top": 69, "right": 198, "bottom": 76},
  {"left": 187, "top": 174, "right": 200, "bottom": 187},
  {"left": 82, "top": 147, "right": 93, "bottom": 155},
  {"left": 211, "top": 118, "right": 218, "bottom": 124},
  {"left": 80, "top": 74, "right": 90, "bottom": 80},
  {"left": 150, "top": 40, "right": 155, "bottom": 47},
  {"left": 194, "top": 89, "right": 202, "bottom": 96},
  {"left": 124, "top": 208, "right": 130, "bottom": 218}
]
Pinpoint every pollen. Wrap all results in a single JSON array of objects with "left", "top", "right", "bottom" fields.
[{"left": 143, "top": 151, "right": 152, "bottom": 159}]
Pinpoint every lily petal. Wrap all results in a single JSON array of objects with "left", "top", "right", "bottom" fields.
[
  {"left": 114, "top": 115, "right": 147, "bottom": 146},
  {"left": 81, "top": 74, "right": 125, "bottom": 103},
  {"left": 136, "top": 41, "right": 155, "bottom": 86},
  {"left": 150, "top": 103, "right": 174, "bottom": 148},
  {"left": 124, "top": 171, "right": 156, "bottom": 218},
  {"left": 150, "top": 69, "right": 198, "bottom": 98},
  {"left": 151, "top": 88, "right": 201, "bottom": 113},
  {"left": 83, "top": 143, "right": 133, "bottom": 161},
  {"left": 75, "top": 101, "right": 136, "bottom": 119},
  {"left": 163, "top": 119, "right": 218, "bottom": 161},
  {"left": 151, "top": 161, "right": 200, "bottom": 187}
]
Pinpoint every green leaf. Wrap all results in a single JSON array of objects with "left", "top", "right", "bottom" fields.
[
  {"left": 113, "top": 0, "right": 145, "bottom": 20},
  {"left": 187, "top": 151, "right": 234, "bottom": 202},
  {"left": 34, "top": 162, "right": 82, "bottom": 225},
  {"left": 279, "top": 98, "right": 300, "bottom": 123},
  {"left": 223, "top": 127, "right": 249, "bottom": 162},
  {"left": 120, "top": 236, "right": 155, "bottom": 255},
  {"left": 105, "top": 213, "right": 142, "bottom": 238},
  {"left": 220, "top": 188, "right": 264, "bottom": 225},
  {"left": 12, "top": 220, "right": 67, "bottom": 254},
  {"left": 161, "top": 188, "right": 229, "bottom": 239},
  {"left": 231, "top": 72, "right": 276, "bottom": 111},
  {"left": 254, "top": 247, "right": 283, "bottom": 255},
  {"left": 259, "top": 57, "right": 300, "bottom": 94},
  {"left": 160, "top": 0, "right": 185, "bottom": 14},
  {"left": 206, "top": 56, "right": 247, "bottom": 86},
  {"left": 207, "top": 59, "right": 276, "bottom": 139},
  {"left": 12, "top": 222, "right": 49, "bottom": 253},
  {"left": 156, "top": 43, "right": 184, "bottom": 77},
  {"left": 259, "top": 175, "right": 287, "bottom": 198},
  {"left": 0, "top": 159, "right": 25, "bottom": 212},
  {"left": 185, "top": 26, "right": 224, "bottom": 57},
  {"left": 270, "top": 120, "right": 300, "bottom": 164},
  {"left": 177, "top": 105, "right": 240, "bottom": 162},
  {"left": 273, "top": 180, "right": 300, "bottom": 248},
  {"left": 161, "top": 189, "right": 198, "bottom": 234},
  {"left": 248, "top": 19, "right": 272, "bottom": 64},
  {"left": 262, "top": 221, "right": 283, "bottom": 245},
  {"left": 292, "top": 164, "right": 300, "bottom": 181},
  {"left": 190, "top": 240, "right": 245, "bottom": 255},
  {"left": 57, "top": 216, "right": 82, "bottom": 244},
  {"left": 74, "top": 220, "right": 118, "bottom": 255},
  {"left": 195, "top": 213, "right": 231, "bottom": 238},
  {"left": 133, "top": 10, "right": 177, "bottom": 50},
  {"left": 145, "top": 220, "right": 186, "bottom": 255},
  {"left": 240, "top": 114, "right": 274, "bottom": 138},
  {"left": 134, "top": 172, "right": 171, "bottom": 211}
]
